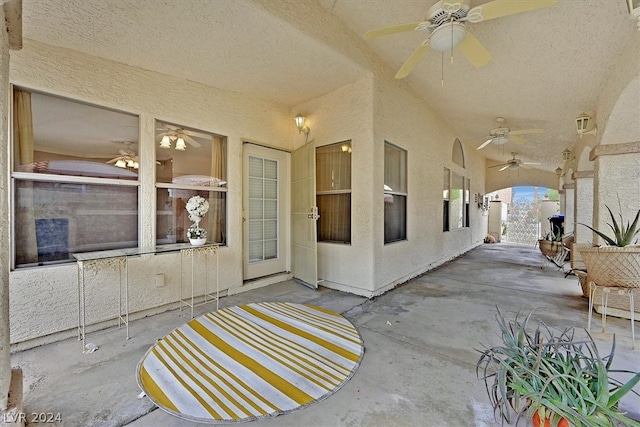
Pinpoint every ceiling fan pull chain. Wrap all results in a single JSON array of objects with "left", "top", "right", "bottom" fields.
[{"left": 441, "top": 51, "right": 445, "bottom": 87}]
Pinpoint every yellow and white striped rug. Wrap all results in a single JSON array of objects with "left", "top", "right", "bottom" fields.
[{"left": 136, "top": 302, "right": 364, "bottom": 423}]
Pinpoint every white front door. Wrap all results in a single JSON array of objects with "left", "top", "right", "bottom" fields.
[
  {"left": 291, "top": 142, "right": 318, "bottom": 288},
  {"left": 243, "top": 144, "right": 289, "bottom": 280}
]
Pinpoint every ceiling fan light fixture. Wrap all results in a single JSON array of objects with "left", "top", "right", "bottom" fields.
[
  {"left": 508, "top": 162, "right": 519, "bottom": 170},
  {"left": 429, "top": 22, "right": 467, "bottom": 52},
  {"left": 175, "top": 136, "right": 187, "bottom": 151},
  {"left": 160, "top": 135, "right": 171, "bottom": 149},
  {"left": 494, "top": 136, "right": 508, "bottom": 145},
  {"left": 115, "top": 159, "right": 127, "bottom": 168}
]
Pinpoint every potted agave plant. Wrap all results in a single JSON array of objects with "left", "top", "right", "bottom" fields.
[
  {"left": 477, "top": 307, "right": 640, "bottom": 427},
  {"left": 577, "top": 205, "right": 640, "bottom": 296}
]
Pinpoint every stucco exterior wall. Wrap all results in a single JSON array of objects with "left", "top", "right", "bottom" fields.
[
  {"left": 8, "top": 40, "right": 293, "bottom": 346},
  {"left": 293, "top": 76, "right": 376, "bottom": 295},
  {"left": 370, "top": 77, "right": 487, "bottom": 294}
]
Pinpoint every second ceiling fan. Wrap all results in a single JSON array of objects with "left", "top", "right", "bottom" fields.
[
  {"left": 363, "top": 0, "right": 558, "bottom": 79},
  {"left": 490, "top": 152, "right": 540, "bottom": 171},
  {"left": 476, "top": 117, "right": 543, "bottom": 150}
]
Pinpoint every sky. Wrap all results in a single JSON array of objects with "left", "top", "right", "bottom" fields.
[{"left": 512, "top": 186, "right": 542, "bottom": 201}]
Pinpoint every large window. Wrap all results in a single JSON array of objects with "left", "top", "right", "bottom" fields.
[
  {"left": 316, "top": 142, "right": 351, "bottom": 244},
  {"left": 12, "top": 87, "right": 140, "bottom": 268},
  {"left": 384, "top": 142, "right": 407, "bottom": 244},
  {"left": 155, "top": 121, "right": 227, "bottom": 245}
]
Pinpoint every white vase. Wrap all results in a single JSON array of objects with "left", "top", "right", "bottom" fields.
[{"left": 189, "top": 238, "right": 206, "bottom": 246}]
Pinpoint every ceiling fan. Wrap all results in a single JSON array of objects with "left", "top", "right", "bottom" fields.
[
  {"left": 476, "top": 117, "right": 543, "bottom": 150},
  {"left": 156, "top": 123, "right": 209, "bottom": 150},
  {"left": 107, "top": 141, "right": 139, "bottom": 169},
  {"left": 363, "top": 0, "right": 558, "bottom": 79},
  {"left": 490, "top": 152, "right": 540, "bottom": 171}
]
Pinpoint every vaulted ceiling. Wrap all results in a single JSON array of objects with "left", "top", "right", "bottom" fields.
[{"left": 20, "top": 0, "right": 639, "bottom": 173}]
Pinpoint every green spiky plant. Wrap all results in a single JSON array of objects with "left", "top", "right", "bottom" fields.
[
  {"left": 579, "top": 205, "right": 640, "bottom": 247},
  {"left": 476, "top": 307, "right": 640, "bottom": 426}
]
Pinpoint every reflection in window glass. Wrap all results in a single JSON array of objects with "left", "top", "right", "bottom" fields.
[
  {"left": 13, "top": 88, "right": 139, "bottom": 179},
  {"left": 156, "top": 120, "right": 227, "bottom": 246}
]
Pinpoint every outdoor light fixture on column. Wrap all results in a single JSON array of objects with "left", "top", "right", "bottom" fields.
[
  {"left": 562, "top": 148, "right": 571, "bottom": 161},
  {"left": 576, "top": 113, "right": 597, "bottom": 138},
  {"left": 555, "top": 167, "right": 563, "bottom": 176}
]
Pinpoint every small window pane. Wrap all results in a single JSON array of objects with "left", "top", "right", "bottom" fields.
[
  {"left": 317, "top": 194, "right": 351, "bottom": 243},
  {"left": 13, "top": 89, "right": 139, "bottom": 181},
  {"left": 384, "top": 143, "right": 406, "bottom": 193},
  {"left": 264, "top": 159, "right": 277, "bottom": 180},
  {"left": 15, "top": 180, "right": 138, "bottom": 267},
  {"left": 384, "top": 194, "right": 406, "bottom": 243},
  {"left": 156, "top": 121, "right": 227, "bottom": 188},
  {"left": 249, "top": 177, "right": 263, "bottom": 198},
  {"left": 156, "top": 189, "right": 226, "bottom": 244}
]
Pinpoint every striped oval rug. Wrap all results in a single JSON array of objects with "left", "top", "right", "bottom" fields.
[{"left": 136, "top": 302, "right": 364, "bottom": 423}]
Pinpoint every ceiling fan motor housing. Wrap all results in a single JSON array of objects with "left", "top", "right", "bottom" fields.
[{"left": 428, "top": 1, "right": 470, "bottom": 26}]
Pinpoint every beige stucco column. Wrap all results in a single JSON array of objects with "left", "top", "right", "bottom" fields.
[
  {"left": 0, "top": 5, "right": 10, "bottom": 411},
  {"left": 572, "top": 170, "right": 594, "bottom": 244},
  {"left": 590, "top": 142, "right": 640, "bottom": 244},
  {"left": 1, "top": 0, "right": 22, "bottom": 413}
]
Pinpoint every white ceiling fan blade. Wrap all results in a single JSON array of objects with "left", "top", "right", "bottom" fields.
[
  {"left": 499, "top": 164, "right": 511, "bottom": 171},
  {"left": 477, "top": 138, "right": 493, "bottom": 150},
  {"left": 395, "top": 44, "right": 430, "bottom": 79},
  {"left": 507, "top": 135, "right": 527, "bottom": 144},
  {"left": 523, "top": 161, "right": 541, "bottom": 165},
  {"left": 182, "top": 134, "right": 202, "bottom": 148},
  {"left": 364, "top": 22, "right": 426, "bottom": 40},
  {"left": 509, "top": 128, "right": 544, "bottom": 136},
  {"left": 183, "top": 129, "right": 211, "bottom": 140},
  {"left": 467, "top": 0, "right": 558, "bottom": 23},
  {"left": 456, "top": 32, "right": 492, "bottom": 68}
]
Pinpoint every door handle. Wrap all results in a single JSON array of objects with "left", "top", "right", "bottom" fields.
[{"left": 307, "top": 207, "right": 320, "bottom": 220}]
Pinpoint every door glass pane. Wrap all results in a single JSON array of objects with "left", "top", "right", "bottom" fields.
[{"left": 248, "top": 155, "right": 278, "bottom": 263}]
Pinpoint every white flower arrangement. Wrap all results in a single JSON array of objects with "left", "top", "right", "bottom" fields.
[
  {"left": 187, "top": 225, "right": 207, "bottom": 239},
  {"left": 185, "top": 195, "right": 209, "bottom": 218}
]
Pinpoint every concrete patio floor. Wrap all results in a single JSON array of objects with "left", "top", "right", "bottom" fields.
[{"left": 11, "top": 243, "right": 640, "bottom": 426}]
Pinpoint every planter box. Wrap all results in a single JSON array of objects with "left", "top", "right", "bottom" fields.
[
  {"left": 577, "top": 245, "right": 640, "bottom": 317},
  {"left": 538, "top": 240, "right": 568, "bottom": 259}
]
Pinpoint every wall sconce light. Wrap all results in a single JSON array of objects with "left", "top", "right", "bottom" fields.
[
  {"left": 576, "top": 113, "right": 597, "bottom": 138},
  {"left": 294, "top": 114, "right": 310, "bottom": 136},
  {"left": 555, "top": 167, "right": 563, "bottom": 176},
  {"left": 561, "top": 148, "right": 571, "bottom": 161}
]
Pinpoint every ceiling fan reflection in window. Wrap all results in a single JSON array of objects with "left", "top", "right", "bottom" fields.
[
  {"left": 490, "top": 152, "right": 540, "bottom": 172},
  {"left": 156, "top": 122, "right": 209, "bottom": 151},
  {"left": 107, "top": 141, "right": 139, "bottom": 169},
  {"left": 363, "top": 0, "right": 558, "bottom": 79}
]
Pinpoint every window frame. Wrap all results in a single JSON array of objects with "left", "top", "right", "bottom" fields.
[
  {"left": 10, "top": 86, "right": 141, "bottom": 269},
  {"left": 384, "top": 141, "right": 408, "bottom": 244},
  {"left": 316, "top": 141, "right": 352, "bottom": 244},
  {"left": 154, "top": 119, "right": 228, "bottom": 247}
]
